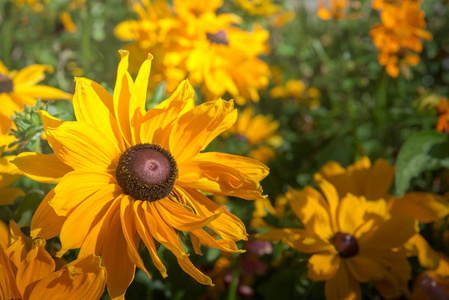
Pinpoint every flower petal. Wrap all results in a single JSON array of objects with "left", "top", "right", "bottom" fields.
[
  {"left": 0, "top": 155, "right": 22, "bottom": 189},
  {"left": 120, "top": 196, "right": 150, "bottom": 278},
  {"left": 28, "top": 254, "right": 107, "bottom": 300},
  {"left": 113, "top": 50, "right": 134, "bottom": 148},
  {"left": 325, "top": 262, "right": 361, "bottom": 300},
  {"left": 13, "top": 85, "right": 72, "bottom": 100},
  {"left": 102, "top": 210, "right": 136, "bottom": 300},
  {"left": 177, "top": 256, "right": 214, "bottom": 286},
  {"left": 365, "top": 159, "right": 394, "bottom": 200},
  {"left": 139, "top": 79, "right": 195, "bottom": 147},
  {"left": 169, "top": 98, "right": 237, "bottom": 162},
  {"left": 0, "top": 187, "right": 24, "bottom": 205},
  {"left": 13, "top": 153, "right": 72, "bottom": 184},
  {"left": 31, "top": 189, "right": 66, "bottom": 240},
  {"left": 287, "top": 186, "right": 334, "bottom": 239},
  {"left": 337, "top": 193, "right": 366, "bottom": 235},
  {"left": 57, "top": 182, "right": 121, "bottom": 256},
  {"left": 11, "top": 64, "right": 50, "bottom": 86},
  {"left": 390, "top": 192, "right": 449, "bottom": 223},
  {"left": 129, "top": 53, "right": 153, "bottom": 145},
  {"left": 345, "top": 255, "right": 384, "bottom": 282},
  {"left": 50, "top": 170, "right": 117, "bottom": 215},
  {"left": 308, "top": 253, "right": 340, "bottom": 281},
  {"left": 46, "top": 121, "right": 121, "bottom": 172},
  {"left": 133, "top": 201, "right": 168, "bottom": 278},
  {"left": 177, "top": 158, "right": 265, "bottom": 200},
  {"left": 73, "top": 77, "right": 125, "bottom": 151}
]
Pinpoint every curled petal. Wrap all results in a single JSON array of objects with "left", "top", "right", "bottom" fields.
[{"left": 13, "top": 153, "right": 72, "bottom": 184}]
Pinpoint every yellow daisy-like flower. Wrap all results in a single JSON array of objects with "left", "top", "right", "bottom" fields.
[
  {"left": 0, "top": 60, "right": 72, "bottom": 149},
  {"left": 0, "top": 147, "right": 24, "bottom": 206},
  {"left": 317, "top": 157, "right": 449, "bottom": 271},
  {"left": 234, "top": 0, "right": 281, "bottom": 16},
  {"left": 13, "top": 51, "right": 269, "bottom": 299},
  {"left": 0, "top": 220, "right": 107, "bottom": 300},
  {"left": 227, "top": 106, "right": 282, "bottom": 163},
  {"left": 257, "top": 180, "right": 416, "bottom": 300}
]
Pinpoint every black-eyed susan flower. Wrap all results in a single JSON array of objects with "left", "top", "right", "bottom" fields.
[
  {"left": 114, "top": 0, "right": 270, "bottom": 105},
  {"left": 13, "top": 50, "right": 269, "bottom": 299},
  {"left": 0, "top": 60, "right": 71, "bottom": 149},
  {"left": 234, "top": 0, "right": 281, "bottom": 16},
  {"left": 257, "top": 179, "right": 416, "bottom": 300},
  {"left": 317, "top": 157, "right": 449, "bottom": 273},
  {"left": 0, "top": 221, "right": 106, "bottom": 300},
  {"left": 0, "top": 147, "right": 24, "bottom": 206},
  {"left": 227, "top": 106, "right": 283, "bottom": 163}
]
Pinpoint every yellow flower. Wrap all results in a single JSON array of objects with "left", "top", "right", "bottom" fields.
[
  {"left": 317, "top": 0, "right": 362, "bottom": 20},
  {"left": 251, "top": 194, "right": 288, "bottom": 229},
  {"left": 317, "top": 156, "right": 449, "bottom": 272},
  {"left": 0, "top": 147, "right": 24, "bottom": 206},
  {"left": 0, "top": 220, "right": 106, "bottom": 300},
  {"left": 234, "top": 0, "right": 281, "bottom": 16},
  {"left": 257, "top": 180, "right": 416, "bottom": 300},
  {"left": 0, "top": 60, "right": 72, "bottom": 149},
  {"left": 411, "top": 254, "right": 449, "bottom": 300},
  {"left": 59, "top": 11, "right": 78, "bottom": 33},
  {"left": 114, "top": 0, "right": 270, "bottom": 105},
  {"left": 227, "top": 106, "right": 282, "bottom": 163},
  {"left": 369, "top": 1, "right": 432, "bottom": 78},
  {"left": 11, "top": 0, "right": 50, "bottom": 13},
  {"left": 13, "top": 51, "right": 269, "bottom": 298},
  {"left": 270, "top": 79, "right": 321, "bottom": 108}
]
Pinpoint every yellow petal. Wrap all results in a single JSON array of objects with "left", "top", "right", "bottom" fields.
[
  {"left": 13, "top": 85, "right": 72, "bottom": 101},
  {"left": 46, "top": 121, "right": 121, "bottom": 172},
  {"left": 50, "top": 170, "right": 117, "bottom": 215},
  {"left": 28, "top": 254, "right": 107, "bottom": 300},
  {"left": 316, "top": 177, "right": 339, "bottom": 231},
  {"left": 169, "top": 98, "right": 237, "bottom": 163},
  {"left": 256, "top": 228, "right": 335, "bottom": 253},
  {"left": 345, "top": 255, "right": 384, "bottom": 282},
  {"left": 31, "top": 189, "right": 66, "bottom": 240},
  {"left": 405, "top": 234, "right": 439, "bottom": 269},
  {"left": 13, "top": 152, "right": 72, "bottom": 184},
  {"left": 359, "top": 214, "right": 416, "bottom": 250},
  {"left": 139, "top": 80, "right": 195, "bottom": 147},
  {"left": 365, "top": 159, "right": 394, "bottom": 200},
  {"left": 155, "top": 198, "right": 225, "bottom": 231},
  {"left": 133, "top": 201, "right": 168, "bottom": 278},
  {"left": 0, "top": 187, "right": 24, "bottom": 205},
  {"left": 337, "top": 194, "right": 366, "bottom": 235},
  {"left": 37, "top": 110, "right": 65, "bottom": 131},
  {"left": 186, "top": 152, "right": 269, "bottom": 182},
  {"left": 179, "top": 187, "right": 248, "bottom": 242},
  {"left": 113, "top": 50, "right": 134, "bottom": 148},
  {"left": 129, "top": 53, "right": 153, "bottom": 145},
  {"left": 102, "top": 210, "right": 136, "bottom": 300},
  {"left": 390, "top": 192, "right": 449, "bottom": 223},
  {"left": 308, "top": 253, "right": 340, "bottom": 281},
  {"left": 16, "top": 239, "right": 55, "bottom": 299},
  {"left": 0, "top": 155, "right": 23, "bottom": 189},
  {"left": 177, "top": 256, "right": 214, "bottom": 286},
  {"left": 0, "top": 246, "right": 20, "bottom": 299},
  {"left": 73, "top": 77, "right": 125, "bottom": 152},
  {"left": 177, "top": 158, "right": 265, "bottom": 200},
  {"left": 79, "top": 197, "right": 121, "bottom": 258},
  {"left": 324, "top": 262, "right": 361, "bottom": 300},
  {"left": 12, "top": 64, "right": 51, "bottom": 86},
  {"left": 120, "top": 196, "right": 150, "bottom": 278},
  {"left": 287, "top": 186, "right": 334, "bottom": 239},
  {"left": 57, "top": 182, "right": 121, "bottom": 255},
  {"left": 190, "top": 228, "right": 244, "bottom": 253}
]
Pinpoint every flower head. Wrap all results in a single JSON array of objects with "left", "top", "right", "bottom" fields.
[
  {"left": 0, "top": 220, "right": 106, "bottom": 300},
  {"left": 257, "top": 180, "right": 416, "bottom": 299},
  {"left": 0, "top": 147, "right": 24, "bottom": 206},
  {"left": 0, "top": 60, "right": 71, "bottom": 149},
  {"left": 14, "top": 50, "right": 269, "bottom": 298}
]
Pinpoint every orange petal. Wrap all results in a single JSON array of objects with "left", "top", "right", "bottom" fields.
[
  {"left": 13, "top": 85, "right": 72, "bottom": 101},
  {"left": 308, "top": 253, "right": 340, "bottom": 281},
  {"left": 102, "top": 210, "right": 136, "bottom": 300},
  {"left": 325, "top": 262, "right": 361, "bottom": 300},
  {"left": 31, "top": 189, "right": 66, "bottom": 240},
  {"left": 390, "top": 192, "right": 449, "bottom": 223},
  {"left": 13, "top": 152, "right": 72, "bottom": 184},
  {"left": 177, "top": 257, "right": 214, "bottom": 286}
]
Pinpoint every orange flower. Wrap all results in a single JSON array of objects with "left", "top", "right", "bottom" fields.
[
  {"left": 436, "top": 98, "right": 449, "bottom": 134},
  {"left": 317, "top": 0, "right": 362, "bottom": 20},
  {"left": 370, "top": 1, "right": 432, "bottom": 78}
]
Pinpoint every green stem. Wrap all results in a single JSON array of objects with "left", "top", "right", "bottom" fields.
[{"left": 227, "top": 255, "right": 241, "bottom": 300}]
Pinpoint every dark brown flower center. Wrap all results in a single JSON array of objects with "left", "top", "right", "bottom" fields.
[
  {"left": 206, "top": 30, "right": 229, "bottom": 46},
  {"left": 116, "top": 143, "right": 178, "bottom": 201},
  {"left": 332, "top": 232, "right": 359, "bottom": 258},
  {"left": 0, "top": 73, "right": 13, "bottom": 94}
]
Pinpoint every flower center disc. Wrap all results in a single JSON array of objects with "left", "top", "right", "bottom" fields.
[
  {"left": 0, "top": 73, "right": 13, "bottom": 94},
  {"left": 206, "top": 30, "right": 229, "bottom": 46},
  {"left": 332, "top": 232, "right": 359, "bottom": 258},
  {"left": 116, "top": 144, "right": 178, "bottom": 201}
]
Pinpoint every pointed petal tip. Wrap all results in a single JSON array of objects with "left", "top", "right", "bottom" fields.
[
  {"left": 118, "top": 49, "right": 129, "bottom": 58},
  {"left": 146, "top": 52, "right": 154, "bottom": 60}
]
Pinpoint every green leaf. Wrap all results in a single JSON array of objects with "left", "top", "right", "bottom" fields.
[{"left": 395, "top": 130, "right": 449, "bottom": 196}]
